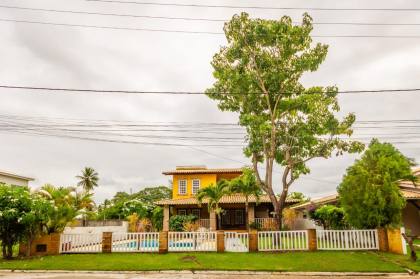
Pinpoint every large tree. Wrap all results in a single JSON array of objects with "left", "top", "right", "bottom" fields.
[
  {"left": 338, "top": 139, "right": 417, "bottom": 229},
  {"left": 206, "top": 12, "right": 363, "bottom": 227}
]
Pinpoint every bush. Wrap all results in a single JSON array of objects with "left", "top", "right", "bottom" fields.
[
  {"left": 249, "top": 221, "right": 261, "bottom": 230},
  {"left": 311, "top": 205, "right": 348, "bottom": 229},
  {"left": 169, "top": 215, "right": 198, "bottom": 231}
]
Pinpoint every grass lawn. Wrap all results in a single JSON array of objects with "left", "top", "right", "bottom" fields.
[{"left": 0, "top": 251, "right": 412, "bottom": 272}]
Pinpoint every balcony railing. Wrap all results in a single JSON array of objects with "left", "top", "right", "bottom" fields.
[
  {"left": 199, "top": 219, "right": 210, "bottom": 229},
  {"left": 254, "top": 218, "right": 278, "bottom": 230}
]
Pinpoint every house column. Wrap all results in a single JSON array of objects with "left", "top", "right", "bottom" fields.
[
  {"left": 248, "top": 204, "right": 255, "bottom": 225},
  {"left": 210, "top": 211, "right": 217, "bottom": 231},
  {"left": 163, "top": 205, "right": 170, "bottom": 231}
]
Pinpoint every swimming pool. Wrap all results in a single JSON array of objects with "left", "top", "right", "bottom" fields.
[{"left": 112, "top": 240, "right": 158, "bottom": 249}]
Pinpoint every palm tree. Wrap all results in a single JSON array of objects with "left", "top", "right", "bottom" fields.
[
  {"left": 229, "top": 168, "right": 262, "bottom": 230},
  {"left": 196, "top": 180, "right": 229, "bottom": 230},
  {"left": 76, "top": 167, "right": 99, "bottom": 193}
]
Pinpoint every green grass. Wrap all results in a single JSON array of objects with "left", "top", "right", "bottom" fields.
[
  {"left": 0, "top": 251, "right": 409, "bottom": 272},
  {"left": 379, "top": 252, "right": 420, "bottom": 272}
]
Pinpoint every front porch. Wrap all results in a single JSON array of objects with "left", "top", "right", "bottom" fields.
[{"left": 162, "top": 203, "right": 278, "bottom": 231}]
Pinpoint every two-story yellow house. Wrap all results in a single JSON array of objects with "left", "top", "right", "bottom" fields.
[{"left": 157, "top": 165, "right": 299, "bottom": 231}]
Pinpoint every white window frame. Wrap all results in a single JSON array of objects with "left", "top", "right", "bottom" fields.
[
  {"left": 192, "top": 179, "right": 201, "bottom": 194},
  {"left": 178, "top": 179, "right": 187, "bottom": 195}
]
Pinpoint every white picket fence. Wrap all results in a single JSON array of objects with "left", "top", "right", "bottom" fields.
[
  {"left": 258, "top": 231, "right": 308, "bottom": 251},
  {"left": 316, "top": 230, "right": 379, "bottom": 250},
  {"left": 112, "top": 233, "right": 159, "bottom": 252},
  {"left": 225, "top": 232, "right": 249, "bottom": 252},
  {"left": 168, "top": 232, "right": 216, "bottom": 252},
  {"left": 60, "top": 234, "right": 102, "bottom": 253}
]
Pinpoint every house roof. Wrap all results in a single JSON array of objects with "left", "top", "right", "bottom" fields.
[
  {"left": 291, "top": 187, "right": 420, "bottom": 210},
  {"left": 0, "top": 169, "right": 34, "bottom": 181},
  {"left": 156, "top": 193, "right": 300, "bottom": 205},
  {"left": 162, "top": 166, "right": 243, "bottom": 175},
  {"left": 290, "top": 193, "right": 338, "bottom": 210}
]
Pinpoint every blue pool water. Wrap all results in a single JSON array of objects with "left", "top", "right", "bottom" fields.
[{"left": 114, "top": 240, "right": 158, "bottom": 249}]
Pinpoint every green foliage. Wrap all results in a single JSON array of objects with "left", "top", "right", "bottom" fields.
[
  {"left": 76, "top": 167, "right": 99, "bottom": 193},
  {"left": 206, "top": 12, "right": 364, "bottom": 222},
  {"left": 196, "top": 180, "right": 229, "bottom": 229},
  {"left": 96, "top": 186, "right": 171, "bottom": 231},
  {"left": 229, "top": 168, "right": 262, "bottom": 200},
  {"left": 311, "top": 205, "right": 348, "bottom": 229},
  {"left": 0, "top": 185, "right": 33, "bottom": 259},
  {"left": 169, "top": 215, "right": 198, "bottom": 232},
  {"left": 38, "top": 184, "right": 94, "bottom": 233},
  {"left": 151, "top": 207, "right": 164, "bottom": 231},
  {"left": 287, "top": 192, "right": 308, "bottom": 203},
  {"left": 338, "top": 139, "right": 416, "bottom": 229},
  {"left": 249, "top": 221, "right": 261, "bottom": 230}
]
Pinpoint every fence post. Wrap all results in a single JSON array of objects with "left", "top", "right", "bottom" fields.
[
  {"left": 159, "top": 231, "right": 168, "bottom": 254},
  {"left": 102, "top": 232, "right": 113, "bottom": 253},
  {"left": 216, "top": 231, "right": 225, "bottom": 253},
  {"left": 307, "top": 229, "right": 317, "bottom": 251},
  {"left": 377, "top": 228, "right": 388, "bottom": 252},
  {"left": 249, "top": 230, "right": 258, "bottom": 252},
  {"left": 386, "top": 228, "right": 405, "bottom": 255}
]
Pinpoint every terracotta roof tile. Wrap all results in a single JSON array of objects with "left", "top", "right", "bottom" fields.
[
  {"left": 156, "top": 193, "right": 299, "bottom": 205},
  {"left": 162, "top": 168, "right": 243, "bottom": 175}
]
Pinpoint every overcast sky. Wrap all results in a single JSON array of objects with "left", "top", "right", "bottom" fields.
[{"left": 1, "top": 0, "right": 420, "bottom": 203}]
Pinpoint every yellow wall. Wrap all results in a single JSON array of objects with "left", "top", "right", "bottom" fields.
[{"left": 172, "top": 172, "right": 241, "bottom": 199}]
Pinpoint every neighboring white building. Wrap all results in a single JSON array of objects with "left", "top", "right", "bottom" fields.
[{"left": 0, "top": 169, "right": 34, "bottom": 186}]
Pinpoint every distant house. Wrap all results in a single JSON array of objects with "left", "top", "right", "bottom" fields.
[
  {"left": 292, "top": 168, "right": 420, "bottom": 234},
  {"left": 0, "top": 169, "right": 34, "bottom": 187},
  {"left": 156, "top": 165, "right": 299, "bottom": 231}
]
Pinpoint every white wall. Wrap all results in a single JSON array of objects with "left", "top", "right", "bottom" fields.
[
  {"left": 63, "top": 221, "right": 128, "bottom": 234},
  {"left": 0, "top": 174, "right": 29, "bottom": 186}
]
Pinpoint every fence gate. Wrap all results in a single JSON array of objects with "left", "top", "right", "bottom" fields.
[
  {"left": 60, "top": 234, "right": 102, "bottom": 253},
  {"left": 224, "top": 232, "right": 249, "bottom": 252},
  {"left": 168, "top": 232, "right": 216, "bottom": 252},
  {"left": 316, "top": 229, "right": 379, "bottom": 250},
  {"left": 258, "top": 230, "right": 308, "bottom": 251}
]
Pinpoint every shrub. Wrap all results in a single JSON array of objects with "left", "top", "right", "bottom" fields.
[
  {"left": 249, "top": 221, "right": 261, "bottom": 230},
  {"left": 169, "top": 215, "right": 198, "bottom": 231},
  {"left": 311, "top": 205, "right": 348, "bottom": 229}
]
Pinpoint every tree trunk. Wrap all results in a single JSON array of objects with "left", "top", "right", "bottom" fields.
[
  {"left": 402, "top": 233, "right": 418, "bottom": 262},
  {"left": 277, "top": 188, "right": 289, "bottom": 230},
  {"left": 245, "top": 198, "right": 249, "bottom": 231},
  {"left": 2, "top": 242, "right": 6, "bottom": 259},
  {"left": 217, "top": 214, "right": 222, "bottom": 230},
  {"left": 6, "top": 243, "right": 13, "bottom": 259},
  {"left": 26, "top": 237, "right": 32, "bottom": 257}
]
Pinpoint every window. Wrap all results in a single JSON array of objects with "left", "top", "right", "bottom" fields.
[
  {"left": 192, "top": 179, "right": 200, "bottom": 194},
  {"left": 178, "top": 209, "right": 187, "bottom": 215},
  {"left": 191, "top": 209, "right": 200, "bottom": 218},
  {"left": 235, "top": 210, "right": 244, "bottom": 225},
  {"left": 178, "top": 179, "right": 187, "bottom": 195}
]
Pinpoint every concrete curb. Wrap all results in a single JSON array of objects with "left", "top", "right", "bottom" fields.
[{"left": 0, "top": 270, "right": 416, "bottom": 276}]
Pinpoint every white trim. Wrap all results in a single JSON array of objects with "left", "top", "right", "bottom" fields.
[
  {"left": 192, "top": 179, "right": 200, "bottom": 194},
  {"left": 178, "top": 179, "right": 187, "bottom": 195}
]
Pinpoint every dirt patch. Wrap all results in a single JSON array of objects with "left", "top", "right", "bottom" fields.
[{"left": 180, "top": 255, "right": 202, "bottom": 266}]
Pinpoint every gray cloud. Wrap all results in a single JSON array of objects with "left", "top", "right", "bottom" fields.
[{"left": 0, "top": 0, "right": 419, "bottom": 202}]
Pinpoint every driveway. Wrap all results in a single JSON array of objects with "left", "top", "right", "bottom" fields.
[{"left": 0, "top": 271, "right": 417, "bottom": 279}]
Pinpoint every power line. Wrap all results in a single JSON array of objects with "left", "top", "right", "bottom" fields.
[
  {"left": 85, "top": 0, "right": 420, "bottom": 12},
  {"left": 2, "top": 18, "right": 420, "bottom": 38},
  {"left": 2, "top": 85, "right": 420, "bottom": 95},
  {"left": 2, "top": 4, "right": 420, "bottom": 26}
]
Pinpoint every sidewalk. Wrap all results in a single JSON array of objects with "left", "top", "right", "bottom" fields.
[{"left": 0, "top": 270, "right": 418, "bottom": 279}]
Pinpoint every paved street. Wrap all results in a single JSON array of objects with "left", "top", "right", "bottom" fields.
[{"left": 0, "top": 271, "right": 418, "bottom": 279}]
